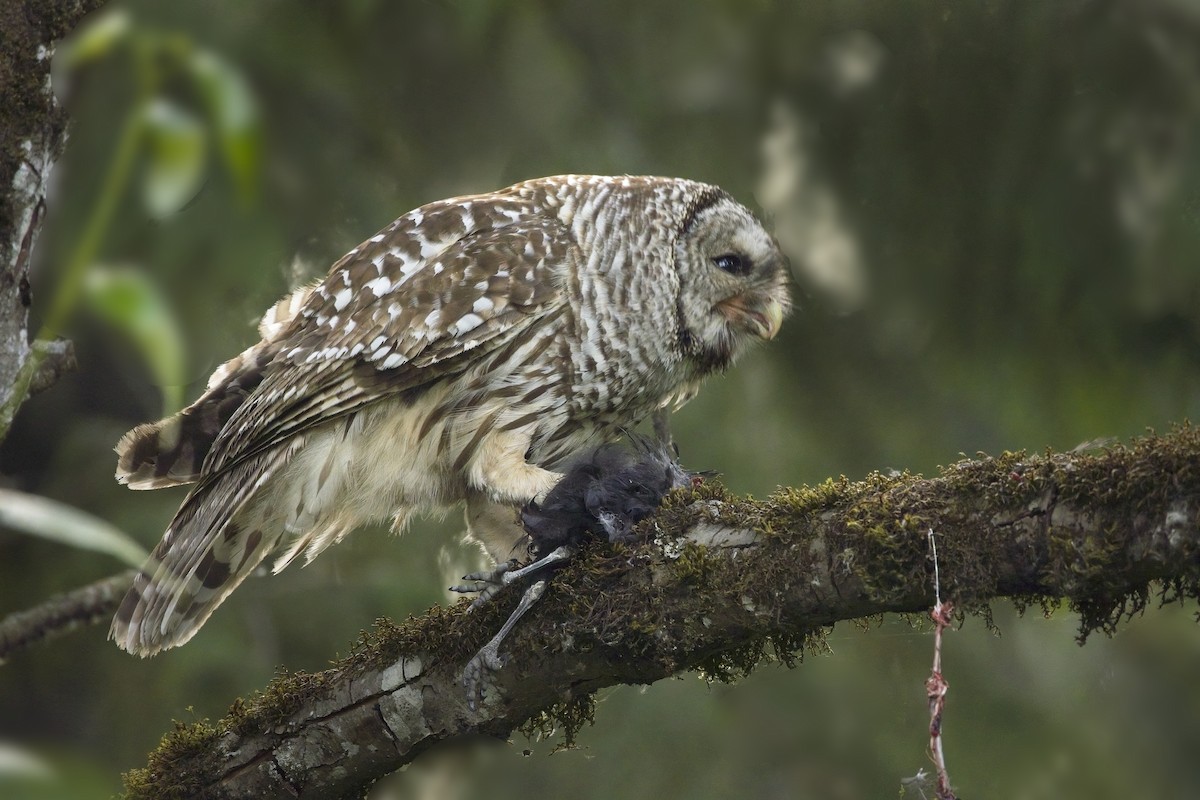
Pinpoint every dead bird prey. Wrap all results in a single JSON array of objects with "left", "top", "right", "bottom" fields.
[{"left": 457, "top": 438, "right": 699, "bottom": 707}]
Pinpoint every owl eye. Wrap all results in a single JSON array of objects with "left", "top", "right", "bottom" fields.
[{"left": 712, "top": 253, "right": 749, "bottom": 275}]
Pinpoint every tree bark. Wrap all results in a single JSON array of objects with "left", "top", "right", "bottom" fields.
[
  {"left": 123, "top": 427, "right": 1200, "bottom": 800},
  {"left": 0, "top": 0, "right": 103, "bottom": 433}
]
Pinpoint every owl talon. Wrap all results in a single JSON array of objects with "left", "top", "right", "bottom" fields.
[
  {"left": 451, "top": 547, "right": 574, "bottom": 611},
  {"left": 451, "top": 559, "right": 518, "bottom": 611},
  {"left": 459, "top": 560, "right": 519, "bottom": 585},
  {"left": 450, "top": 559, "right": 517, "bottom": 598},
  {"left": 467, "top": 583, "right": 503, "bottom": 611},
  {"left": 463, "top": 579, "right": 547, "bottom": 710},
  {"left": 463, "top": 643, "right": 509, "bottom": 709}
]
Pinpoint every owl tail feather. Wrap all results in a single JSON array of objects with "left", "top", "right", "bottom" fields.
[
  {"left": 115, "top": 344, "right": 277, "bottom": 490},
  {"left": 115, "top": 412, "right": 221, "bottom": 490},
  {"left": 110, "top": 445, "right": 295, "bottom": 656}
]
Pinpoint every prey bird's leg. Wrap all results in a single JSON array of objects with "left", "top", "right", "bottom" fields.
[
  {"left": 451, "top": 545, "right": 576, "bottom": 609},
  {"left": 463, "top": 579, "right": 550, "bottom": 710}
]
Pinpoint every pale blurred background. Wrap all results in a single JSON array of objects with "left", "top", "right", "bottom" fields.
[{"left": 3, "top": 1, "right": 1200, "bottom": 798}]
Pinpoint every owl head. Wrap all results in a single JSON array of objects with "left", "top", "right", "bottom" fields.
[{"left": 672, "top": 189, "right": 791, "bottom": 373}]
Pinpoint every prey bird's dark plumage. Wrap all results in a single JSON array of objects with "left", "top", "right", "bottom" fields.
[
  {"left": 521, "top": 439, "right": 697, "bottom": 557},
  {"left": 110, "top": 174, "right": 789, "bottom": 656},
  {"left": 459, "top": 438, "right": 700, "bottom": 707}
]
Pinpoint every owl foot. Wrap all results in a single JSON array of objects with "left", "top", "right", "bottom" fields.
[
  {"left": 463, "top": 579, "right": 549, "bottom": 710},
  {"left": 451, "top": 546, "right": 575, "bottom": 610},
  {"left": 451, "top": 559, "right": 518, "bottom": 610}
]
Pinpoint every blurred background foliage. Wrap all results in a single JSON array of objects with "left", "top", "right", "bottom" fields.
[{"left": 2, "top": 0, "right": 1200, "bottom": 797}]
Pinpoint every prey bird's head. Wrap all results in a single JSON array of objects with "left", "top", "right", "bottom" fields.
[{"left": 671, "top": 188, "right": 791, "bottom": 373}]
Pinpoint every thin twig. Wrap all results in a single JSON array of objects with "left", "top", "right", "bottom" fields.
[
  {"left": 925, "top": 528, "right": 957, "bottom": 800},
  {"left": 0, "top": 570, "right": 135, "bottom": 663}
]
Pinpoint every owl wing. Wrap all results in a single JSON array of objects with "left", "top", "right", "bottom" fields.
[
  {"left": 201, "top": 206, "right": 576, "bottom": 476},
  {"left": 111, "top": 206, "right": 579, "bottom": 654},
  {"left": 114, "top": 201, "right": 576, "bottom": 491}
]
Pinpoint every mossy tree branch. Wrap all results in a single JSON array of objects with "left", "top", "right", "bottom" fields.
[{"left": 125, "top": 427, "right": 1200, "bottom": 800}]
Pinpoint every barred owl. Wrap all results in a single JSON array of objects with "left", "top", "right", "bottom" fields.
[{"left": 110, "top": 174, "right": 789, "bottom": 656}]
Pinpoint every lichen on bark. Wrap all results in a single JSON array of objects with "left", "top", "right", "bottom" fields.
[{"left": 0, "top": 0, "right": 107, "bottom": 423}]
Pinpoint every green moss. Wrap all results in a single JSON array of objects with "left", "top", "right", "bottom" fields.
[
  {"left": 671, "top": 540, "right": 715, "bottom": 584},
  {"left": 832, "top": 425, "right": 1200, "bottom": 639},
  {"left": 695, "top": 628, "right": 829, "bottom": 684},
  {"left": 0, "top": 2, "right": 106, "bottom": 249},
  {"left": 121, "top": 719, "right": 221, "bottom": 800},
  {"left": 653, "top": 424, "right": 1200, "bottom": 650},
  {"left": 517, "top": 693, "right": 597, "bottom": 752}
]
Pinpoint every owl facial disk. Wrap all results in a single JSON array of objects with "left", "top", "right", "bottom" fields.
[{"left": 671, "top": 191, "right": 791, "bottom": 371}]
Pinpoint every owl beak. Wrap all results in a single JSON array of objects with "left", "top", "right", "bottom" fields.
[{"left": 717, "top": 293, "right": 784, "bottom": 340}]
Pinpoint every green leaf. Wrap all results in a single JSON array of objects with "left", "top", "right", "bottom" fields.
[
  {"left": 56, "top": 8, "right": 133, "bottom": 69},
  {"left": 141, "top": 99, "right": 208, "bottom": 219},
  {"left": 0, "top": 489, "right": 147, "bottom": 568},
  {"left": 188, "top": 49, "right": 261, "bottom": 205},
  {"left": 84, "top": 266, "right": 187, "bottom": 415}
]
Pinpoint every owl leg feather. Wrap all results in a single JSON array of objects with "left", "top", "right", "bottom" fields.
[
  {"left": 463, "top": 491, "right": 528, "bottom": 563},
  {"left": 652, "top": 409, "right": 675, "bottom": 453},
  {"left": 469, "top": 429, "right": 562, "bottom": 504}
]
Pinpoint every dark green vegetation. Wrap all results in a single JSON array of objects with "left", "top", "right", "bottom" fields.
[{"left": 3, "top": 1, "right": 1200, "bottom": 798}]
